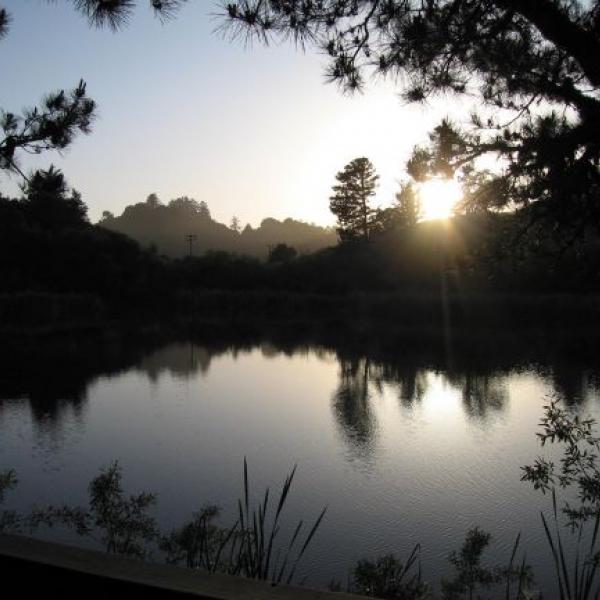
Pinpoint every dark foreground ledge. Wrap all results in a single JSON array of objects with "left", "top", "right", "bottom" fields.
[{"left": 0, "top": 534, "right": 361, "bottom": 600}]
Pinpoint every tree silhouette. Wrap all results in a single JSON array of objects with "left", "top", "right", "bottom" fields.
[
  {"left": 22, "top": 166, "right": 88, "bottom": 230},
  {"left": 0, "top": 0, "right": 185, "bottom": 185},
  {"left": 395, "top": 182, "right": 421, "bottom": 228},
  {"left": 0, "top": 8, "right": 8, "bottom": 40},
  {"left": 0, "top": 1, "right": 186, "bottom": 36},
  {"left": 145, "top": 193, "right": 161, "bottom": 209},
  {"left": 267, "top": 243, "right": 297, "bottom": 263},
  {"left": 330, "top": 157, "right": 379, "bottom": 242},
  {"left": 168, "top": 196, "right": 210, "bottom": 219},
  {"left": 220, "top": 1, "right": 600, "bottom": 239},
  {"left": 0, "top": 81, "right": 96, "bottom": 180}
]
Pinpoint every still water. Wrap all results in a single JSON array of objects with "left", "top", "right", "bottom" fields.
[{"left": 1, "top": 327, "right": 600, "bottom": 593}]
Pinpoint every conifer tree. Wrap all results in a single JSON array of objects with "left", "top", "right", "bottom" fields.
[
  {"left": 395, "top": 183, "right": 421, "bottom": 228},
  {"left": 329, "top": 157, "right": 379, "bottom": 242},
  {"left": 221, "top": 0, "right": 600, "bottom": 237}
]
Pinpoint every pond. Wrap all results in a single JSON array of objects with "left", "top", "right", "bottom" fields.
[{"left": 1, "top": 322, "right": 599, "bottom": 595}]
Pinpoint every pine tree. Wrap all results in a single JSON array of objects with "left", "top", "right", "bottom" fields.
[
  {"left": 221, "top": 1, "right": 600, "bottom": 239},
  {"left": 0, "top": 1, "right": 184, "bottom": 183},
  {"left": 395, "top": 183, "right": 421, "bottom": 228},
  {"left": 22, "top": 166, "right": 88, "bottom": 230},
  {"left": 329, "top": 158, "right": 379, "bottom": 242}
]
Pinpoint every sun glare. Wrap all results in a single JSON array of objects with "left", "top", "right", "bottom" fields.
[{"left": 418, "top": 178, "right": 463, "bottom": 221}]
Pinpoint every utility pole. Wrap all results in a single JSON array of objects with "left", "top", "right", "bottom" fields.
[{"left": 185, "top": 233, "right": 197, "bottom": 257}]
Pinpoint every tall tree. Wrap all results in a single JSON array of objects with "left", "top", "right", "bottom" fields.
[
  {"left": 220, "top": 1, "right": 600, "bottom": 238},
  {"left": 395, "top": 182, "right": 421, "bottom": 228},
  {"left": 330, "top": 157, "right": 379, "bottom": 242}
]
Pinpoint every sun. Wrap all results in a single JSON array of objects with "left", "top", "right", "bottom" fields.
[{"left": 418, "top": 178, "right": 463, "bottom": 221}]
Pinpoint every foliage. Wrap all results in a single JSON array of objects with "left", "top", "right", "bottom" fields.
[
  {"left": 0, "top": 1, "right": 187, "bottom": 36},
  {"left": 394, "top": 183, "right": 422, "bottom": 229},
  {"left": 3, "top": 458, "right": 325, "bottom": 586},
  {"left": 22, "top": 166, "right": 88, "bottom": 230},
  {"left": 31, "top": 461, "right": 159, "bottom": 558},
  {"left": 442, "top": 528, "right": 534, "bottom": 600},
  {"left": 145, "top": 193, "right": 161, "bottom": 209},
  {"left": 163, "top": 459, "right": 327, "bottom": 584},
  {"left": 231, "top": 459, "right": 327, "bottom": 583},
  {"left": 168, "top": 196, "right": 211, "bottom": 219},
  {"left": 3, "top": 169, "right": 600, "bottom": 307},
  {"left": 0, "top": 81, "right": 95, "bottom": 180},
  {"left": 220, "top": 0, "right": 600, "bottom": 239},
  {"left": 102, "top": 197, "right": 335, "bottom": 259},
  {"left": 330, "top": 157, "right": 379, "bottom": 242},
  {"left": 160, "top": 504, "right": 233, "bottom": 570},
  {"left": 342, "top": 529, "right": 533, "bottom": 600},
  {"left": 0, "top": 469, "right": 17, "bottom": 504},
  {"left": 0, "top": 468, "right": 20, "bottom": 533},
  {"left": 0, "top": 176, "right": 166, "bottom": 307},
  {"left": 522, "top": 401, "right": 600, "bottom": 528},
  {"left": 352, "top": 548, "right": 430, "bottom": 600},
  {"left": 442, "top": 527, "right": 498, "bottom": 599},
  {"left": 268, "top": 243, "right": 298, "bottom": 263},
  {"left": 0, "top": 0, "right": 185, "bottom": 183},
  {"left": 522, "top": 401, "right": 600, "bottom": 600}
]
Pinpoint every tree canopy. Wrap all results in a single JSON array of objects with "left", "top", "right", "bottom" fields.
[
  {"left": 0, "top": 1, "right": 187, "bottom": 37},
  {"left": 394, "top": 182, "right": 421, "bottom": 228},
  {"left": 0, "top": 81, "right": 96, "bottom": 181},
  {"left": 330, "top": 157, "right": 379, "bottom": 241},
  {"left": 0, "top": 1, "right": 186, "bottom": 184},
  {"left": 221, "top": 0, "right": 600, "bottom": 238},
  {"left": 23, "top": 166, "right": 88, "bottom": 230}
]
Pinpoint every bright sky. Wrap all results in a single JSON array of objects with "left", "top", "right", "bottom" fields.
[{"left": 0, "top": 0, "right": 472, "bottom": 226}]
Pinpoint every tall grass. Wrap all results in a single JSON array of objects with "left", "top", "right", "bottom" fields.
[
  {"left": 161, "top": 458, "right": 327, "bottom": 585},
  {"left": 231, "top": 459, "right": 327, "bottom": 583},
  {"left": 539, "top": 491, "right": 600, "bottom": 600}
]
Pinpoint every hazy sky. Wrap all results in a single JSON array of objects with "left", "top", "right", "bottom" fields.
[{"left": 0, "top": 1, "right": 470, "bottom": 226}]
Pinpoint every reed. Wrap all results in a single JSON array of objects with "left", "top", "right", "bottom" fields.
[
  {"left": 539, "top": 491, "right": 600, "bottom": 600},
  {"left": 162, "top": 458, "right": 327, "bottom": 585}
]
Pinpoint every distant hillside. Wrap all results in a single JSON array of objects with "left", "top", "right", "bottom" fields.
[{"left": 98, "top": 195, "right": 337, "bottom": 258}]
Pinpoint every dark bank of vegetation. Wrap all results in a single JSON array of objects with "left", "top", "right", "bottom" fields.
[
  {"left": 2, "top": 0, "right": 600, "bottom": 330},
  {"left": 4, "top": 401, "right": 600, "bottom": 599},
  {"left": 3, "top": 162, "right": 600, "bottom": 334}
]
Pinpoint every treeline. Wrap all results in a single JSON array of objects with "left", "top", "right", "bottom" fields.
[
  {"left": 2, "top": 167, "right": 600, "bottom": 327},
  {"left": 99, "top": 194, "right": 337, "bottom": 258},
  {"left": 0, "top": 168, "right": 164, "bottom": 311}
]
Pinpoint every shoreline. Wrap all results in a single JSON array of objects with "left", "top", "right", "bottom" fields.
[{"left": 2, "top": 289, "right": 600, "bottom": 337}]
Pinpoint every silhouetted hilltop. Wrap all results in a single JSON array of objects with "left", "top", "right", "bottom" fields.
[{"left": 98, "top": 195, "right": 337, "bottom": 258}]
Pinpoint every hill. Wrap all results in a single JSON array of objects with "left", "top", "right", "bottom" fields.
[{"left": 98, "top": 195, "right": 337, "bottom": 258}]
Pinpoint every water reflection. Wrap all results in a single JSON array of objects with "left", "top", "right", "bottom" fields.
[
  {"left": 550, "top": 366, "right": 600, "bottom": 406},
  {"left": 332, "top": 358, "right": 376, "bottom": 461},
  {"left": 1, "top": 324, "right": 600, "bottom": 448},
  {"left": 140, "top": 343, "right": 214, "bottom": 381},
  {"left": 447, "top": 373, "right": 508, "bottom": 419},
  {"left": 3, "top": 324, "right": 600, "bottom": 594}
]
